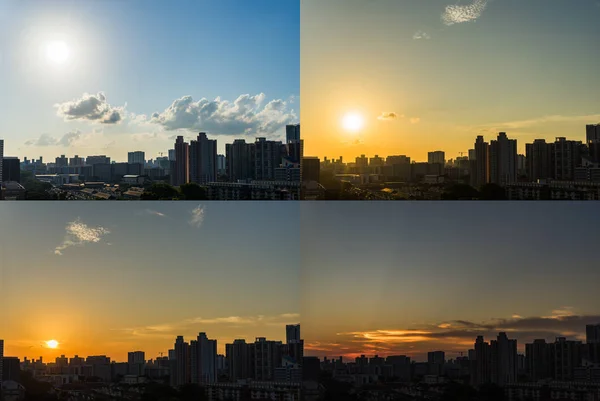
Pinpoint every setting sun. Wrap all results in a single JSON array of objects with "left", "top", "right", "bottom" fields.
[
  {"left": 46, "top": 41, "right": 70, "bottom": 64},
  {"left": 46, "top": 340, "right": 59, "bottom": 349},
  {"left": 342, "top": 113, "right": 364, "bottom": 132}
]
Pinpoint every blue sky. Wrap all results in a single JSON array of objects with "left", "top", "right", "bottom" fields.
[
  {"left": 1, "top": 202, "right": 300, "bottom": 361},
  {"left": 300, "top": 202, "right": 600, "bottom": 359},
  {"left": 0, "top": 0, "right": 299, "bottom": 160}
]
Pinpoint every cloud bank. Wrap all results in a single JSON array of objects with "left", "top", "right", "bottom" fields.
[{"left": 25, "top": 131, "right": 82, "bottom": 147}]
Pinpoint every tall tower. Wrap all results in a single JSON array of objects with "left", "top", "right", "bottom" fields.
[{"left": 174, "top": 136, "right": 190, "bottom": 186}]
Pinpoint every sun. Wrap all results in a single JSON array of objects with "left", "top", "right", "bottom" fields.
[
  {"left": 342, "top": 113, "right": 364, "bottom": 132},
  {"left": 46, "top": 41, "right": 70, "bottom": 64},
  {"left": 46, "top": 340, "right": 59, "bottom": 349}
]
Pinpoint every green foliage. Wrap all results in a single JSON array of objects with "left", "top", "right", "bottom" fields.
[
  {"left": 20, "top": 171, "right": 55, "bottom": 200},
  {"left": 478, "top": 183, "right": 507, "bottom": 200},
  {"left": 441, "top": 184, "right": 480, "bottom": 200},
  {"left": 141, "top": 183, "right": 181, "bottom": 200},
  {"left": 179, "top": 183, "right": 208, "bottom": 200}
]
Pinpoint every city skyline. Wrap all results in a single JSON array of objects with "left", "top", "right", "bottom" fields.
[
  {"left": 300, "top": 202, "right": 600, "bottom": 361},
  {"left": 0, "top": 202, "right": 300, "bottom": 362},
  {"left": 302, "top": 0, "right": 600, "bottom": 161},
  {"left": 0, "top": 0, "right": 299, "bottom": 160}
]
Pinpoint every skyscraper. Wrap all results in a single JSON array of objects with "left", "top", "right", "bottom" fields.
[
  {"left": 173, "top": 336, "right": 190, "bottom": 386},
  {"left": 490, "top": 132, "right": 517, "bottom": 185},
  {"left": 128, "top": 151, "right": 145, "bottom": 165},
  {"left": 587, "top": 324, "right": 600, "bottom": 344},
  {"left": 254, "top": 138, "right": 283, "bottom": 180},
  {"left": 554, "top": 137, "right": 582, "bottom": 181},
  {"left": 174, "top": 136, "right": 190, "bottom": 186},
  {"left": 427, "top": 151, "right": 445, "bottom": 166},
  {"left": 190, "top": 332, "right": 217, "bottom": 384},
  {"left": 0, "top": 339, "right": 4, "bottom": 383},
  {"left": 189, "top": 133, "right": 217, "bottom": 184},
  {"left": 226, "top": 139, "right": 254, "bottom": 182},
  {"left": 0, "top": 139, "right": 4, "bottom": 182},
  {"left": 286, "top": 124, "right": 300, "bottom": 143},
  {"left": 586, "top": 124, "right": 600, "bottom": 144},
  {"left": 286, "top": 325, "right": 300, "bottom": 343},
  {"left": 526, "top": 139, "right": 553, "bottom": 182},
  {"left": 473, "top": 136, "right": 489, "bottom": 187},
  {"left": 128, "top": 351, "right": 145, "bottom": 376},
  {"left": 226, "top": 339, "right": 250, "bottom": 381}
]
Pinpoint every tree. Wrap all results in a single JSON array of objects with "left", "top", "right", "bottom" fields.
[
  {"left": 179, "top": 183, "right": 208, "bottom": 200},
  {"left": 441, "top": 184, "right": 480, "bottom": 200},
  {"left": 478, "top": 183, "right": 506, "bottom": 200},
  {"left": 141, "top": 183, "right": 180, "bottom": 200}
]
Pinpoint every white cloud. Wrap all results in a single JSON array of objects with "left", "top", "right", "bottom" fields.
[
  {"left": 442, "top": 0, "right": 488, "bottom": 26},
  {"left": 55, "top": 92, "right": 124, "bottom": 124},
  {"left": 410, "top": 117, "right": 421, "bottom": 124},
  {"left": 150, "top": 93, "right": 297, "bottom": 136},
  {"left": 55, "top": 218, "right": 110, "bottom": 255},
  {"left": 413, "top": 30, "right": 431, "bottom": 40},
  {"left": 144, "top": 209, "right": 166, "bottom": 217},
  {"left": 189, "top": 205, "right": 205, "bottom": 228}
]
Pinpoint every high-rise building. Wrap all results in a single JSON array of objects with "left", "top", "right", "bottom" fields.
[
  {"left": 554, "top": 137, "right": 582, "bottom": 181},
  {"left": 55, "top": 155, "right": 68, "bottom": 168},
  {"left": 251, "top": 337, "right": 282, "bottom": 381},
  {"left": 473, "top": 136, "right": 490, "bottom": 187},
  {"left": 226, "top": 139, "right": 254, "bottom": 182},
  {"left": 553, "top": 337, "right": 582, "bottom": 381},
  {"left": 0, "top": 339, "right": 4, "bottom": 383},
  {"left": 86, "top": 155, "right": 111, "bottom": 165},
  {"left": 0, "top": 140, "right": 4, "bottom": 181},
  {"left": 2, "top": 157, "right": 20, "bottom": 183},
  {"left": 427, "top": 351, "right": 445, "bottom": 365},
  {"left": 490, "top": 332, "right": 518, "bottom": 386},
  {"left": 168, "top": 149, "right": 176, "bottom": 161},
  {"left": 302, "top": 157, "right": 320, "bottom": 183},
  {"left": 128, "top": 351, "right": 145, "bottom": 376},
  {"left": 286, "top": 325, "right": 300, "bottom": 343},
  {"left": 254, "top": 138, "right": 283, "bottom": 180},
  {"left": 217, "top": 154, "right": 226, "bottom": 176},
  {"left": 474, "top": 336, "right": 491, "bottom": 386},
  {"left": 525, "top": 339, "right": 552, "bottom": 381},
  {"left": 286, "top": 124, "right": 300, "bottom": 143},
  {"left": 586, "top": 124, "right": 600, "bottom": 144},
  {"left": 526, "top": 139, "right": 553, "bottom": 181},
  {"left": 490, "top": 132, "right": 517, "bottom": 185},
  {"left": 427, "top": 151, "right": 445, "bottom": 166},
  {"left": 587, "top": 324, "right": 600, "bottom": 344},
  {"left": 128, "top": 151, "right": 145, "bottom": 165},
  {"left": 174, "top": 136, "right": 190, "bottom": 186},
  {"left": 226, "top": 339, "right": 250, "bottom": 381},
  {"left": 173, "top": 336, "right": 190, "bottom": 386},
  {"left": 190, "top": 332, "right": 217, "bottom": 384},
  {"left": 69, "top": 155, "right": 85, "bottom": 167},
  {"left": 189, "top": 133, "right": 217, "bottom": 184}
]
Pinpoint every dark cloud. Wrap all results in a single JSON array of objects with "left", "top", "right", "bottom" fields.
[{"left": 55, "top": 92, "right": 124, "bottom": 124}]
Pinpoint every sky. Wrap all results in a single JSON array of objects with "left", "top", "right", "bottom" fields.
[
  {"left": 0, "top": 0, "right": 299, "bottom": 161},
  {"left": 300, "top": 202, "right": 600, "bottom": 361},
  {"left": 0, "top": 202, "right": 300, "bottom": 362},
  {"left": 302, "top": 0, "right": 600, "bottom": 162}
]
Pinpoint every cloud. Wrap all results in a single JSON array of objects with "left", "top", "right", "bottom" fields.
[
  {"left": 377, "top": 112, "right": 401, "bottom": 121},
  {"left": 114, "top": 313, "right": 299, "bottom": 339},
  {"left": 189, "top": 205, "right": 205, "bottom": 228},
  {"left": 142, "top": 209, "right": 166, "bottom": 218},
  {"left": 442, "top": 0, "right": 488, "bottom": 26},
  {"left": 54, "top": 218, "right": 110, "bottom": 255},
  {"left": 479, "top": 114, "right": 600, "bottom": 131},
  {"left": 55, "top": 92, "right": 124, "bottom": 124},
  {"left": 413, "top": 30, "right": 431, "bottom": 40},
  {"left": 410, "top": 117, "right": 421, "bottom": 124},
  {"left": 24, "top": 131, "right": 82, "bottom": 147},
  {"left": 317, "top": 310, "right": 599, "bottom": 358},
  {"left": 150, "top": 93, "right": 297, "bottom": 136}
]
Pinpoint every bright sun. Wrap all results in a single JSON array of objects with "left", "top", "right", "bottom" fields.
[
  {"left": 342, "top": 113, "right": 364, "bottom": 132},
  {"left": 46, "top": 340, "right": 59, "bottom": 349},
  {"left": 46, "top": 41, "right": 70, "bottom": 64}
]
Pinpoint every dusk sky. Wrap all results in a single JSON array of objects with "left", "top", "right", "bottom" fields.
[
  {"left": 300, "top": 202, "right": 600, "bottom": 361},
  {"left": 0, "top": 0, "right": 299, "bottom": 160},
  {"left": 302, "top": 0, "right": 600, "bottom": 161},
  {"left": 0, "top": 202, "right": 300, "bottom": 362}
]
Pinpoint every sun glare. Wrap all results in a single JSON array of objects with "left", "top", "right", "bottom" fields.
[
  {"left": 46, "top": 41, "right": 70, "bottom": 64},
  {"left": 342, "top": 113, "right": 364, "bottom": 132},
  {"left": 46, "top": 340, "right": 59, "bottom": 349}
]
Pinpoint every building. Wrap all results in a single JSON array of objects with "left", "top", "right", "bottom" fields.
[
  {"left": 526, "top": 139, "right": 553, "bottom": 181},
  {"left": 86, "top": 155, "right": 111, "bottom": 165},
  {"left": 554, "top": 137, "right": 582, "bottom": 181},
  {"left": 473, "top": 136, "right": 489, "bottom": 187},
  {"left": 174, "top": 136, "right": 190, "bottom": 186},
  {"left": 190, "top": 332, "right": 217, "bottom": 384},
  {"left": 427, "top": 151, "right": 445, "bottom": 166},
  {"left": 173, "top": 336, "right": 190, "bottom": 386},
  {"left": 2, "top": 157, "right": 20, "bottom": 183},
  {"left": 128, "top": 151, "right": 145, "bottom": 165},
  {"left": 301, "top": 157, "right": 320, "bottom": 183},
  {"left": 553, "top": 337, "right": 582, "bottom": 381},
  {"left": 226, "top": 140, "right": 254, "bottom": 182},
  {"left": 490, "top": 132, "right": 517, "bottom": 185},
  {"left": 127, "top": 351, "right": 145, "bottom": 376},
  {"left": 286, "top": 124, "right": 300, "bottom": 143},
  {"left": 525, "top": 339, "right": 552, "bottom": 381},
  {"left": 189, "top": 133, "right": 217, "bottom": 184},
  {"left": 286, "top": 325, "right": 301, "bottom": 343},
  {"left": 252, "top": 337, "right": 283, "bottom": 381},
  {"left": 586, "top": 124, "right": 600, "bottom": 144},
  {"left": 226, "top": 339, "right": 250, "bottom": 381},
  {"left": 587, "top": 324, "right": 600, "bottom": 344},
  {"left": 0, "top": 339, "right": 3, "bottom": 383},
  {"left": 0, "top": 139, "right": 4, "bottom": 181},
  {"left": 69, "top": 155, "right": 85, "bottom": 166},
  {"left": 254, "top": 138, "right": 283, "bottom": 181}
]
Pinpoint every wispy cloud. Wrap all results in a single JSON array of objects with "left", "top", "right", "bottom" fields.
[
  {"left": 410, "top": 117, "right": 421, "bottom": 124},
  {"left": 141, "top": 209, "right": 166, "bottom": 218},
  {"left": 477, "top": 113, "right": 600, "bottom": 131},
  {"left": 377, "top": 112, "right": 402, "bottom": 121},
  {"left": 413, "top": 30, "right": 431, "bottom": 40},
  {"left": 189, "top": 205, "right": 205, "bottom": 228},
  {"left": 113, "top": 313, "right": 299, "bottom": 339},
  {"left": 55, "top": 219, "right": 110, "bottom": 255},
  {"left": 442, "top": 0, "right": 488, "bottom": 26}
]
